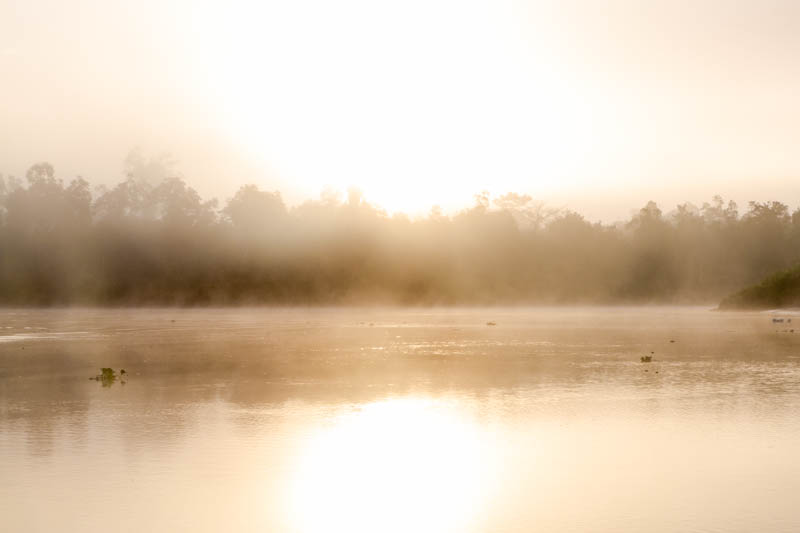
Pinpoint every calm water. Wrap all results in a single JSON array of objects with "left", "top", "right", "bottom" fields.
[{"left": 1, "top": 307, "right": 799, "bottom": 532}]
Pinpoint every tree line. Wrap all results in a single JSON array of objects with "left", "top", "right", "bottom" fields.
[{"left": 1, "top": 160, "right": 799, "bottom": 305}]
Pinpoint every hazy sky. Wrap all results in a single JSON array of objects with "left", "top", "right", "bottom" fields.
[{"left": 2, "top": 0, "right": 800, "bottom": 220}]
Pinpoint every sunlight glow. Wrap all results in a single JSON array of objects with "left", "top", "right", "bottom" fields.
[
  {"left": 191, "top": 0, "right": 622, "bottom": 214},
  {"left": 287, "top": 398, "right": 496, "bottom": 533}
]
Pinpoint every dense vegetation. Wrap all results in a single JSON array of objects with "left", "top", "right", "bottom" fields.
[
  {"left": 719, "top": 265, "right": 800, "bottom": 309},
  {"left": 2, "top": 158, "right": 800, "bottom": 305}
]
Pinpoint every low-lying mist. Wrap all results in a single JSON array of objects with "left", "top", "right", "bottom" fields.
[{"left": 1, "top": 160, "right": 799, "bottom": 306}]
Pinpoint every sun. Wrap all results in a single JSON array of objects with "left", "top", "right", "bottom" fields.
[{"left": 189, "top": 0, "right": 610, "bottom": 214}]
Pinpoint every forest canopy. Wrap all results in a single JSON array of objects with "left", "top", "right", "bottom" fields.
[{"left": 1, "top": 161, "right": 800, "bottom": 305}]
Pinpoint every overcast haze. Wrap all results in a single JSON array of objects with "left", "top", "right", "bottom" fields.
[{"left": 2, "top": 0, "right": 800, "bottom": 220}]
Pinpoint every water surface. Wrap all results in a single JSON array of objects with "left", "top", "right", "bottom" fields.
[{"left": 1, "top": 307, "right": 799, "bottom": 532}]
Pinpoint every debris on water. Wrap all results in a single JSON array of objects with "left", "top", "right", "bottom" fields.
[
  {"left": 369, "top": 322, "right": 375, "bottom": 327},
  {"left": 669, "top": 340, "right": 675, "bottom": 343},
  {"left": 772, "top": 318, "right": 784, "bottom": 323},
  {"left": 640, "top": 355, "right": 653, "bottom": 363},
  {"left": 89, "top": 367, "right": 127, "bottom": 387},
  {"left": 486, "top": 321, "right": 497, "bottom": 326}
]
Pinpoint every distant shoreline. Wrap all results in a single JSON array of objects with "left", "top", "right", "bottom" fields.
[
  {"left": 0, "top": 302, "right": 726, "bottom": 310},
  {"left": 718, "top": 265, "right": 800, "bottom": 310}
]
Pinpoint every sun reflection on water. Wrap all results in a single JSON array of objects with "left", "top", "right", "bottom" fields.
[{"left": 287, "top": 398, "right": 496, "bottom": 533}]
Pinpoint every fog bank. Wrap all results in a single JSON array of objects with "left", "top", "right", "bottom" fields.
[{"left": 1, "top": 162, "right": 799, "bottom": 305}]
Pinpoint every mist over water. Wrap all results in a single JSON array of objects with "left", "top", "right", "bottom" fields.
[
  {"left": 2, "top": 161, "right": 800, "bottom": 306},
  {"left": 2, "top": 307, "right": 800, "bottom": 532}
]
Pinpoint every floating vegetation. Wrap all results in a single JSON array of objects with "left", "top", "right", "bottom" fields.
[
  {"left": 640, "top": 355, "right": 653, "bottom": 363},
  {"left": 89, "top": 367, "right": 126, "bottom": 387}
]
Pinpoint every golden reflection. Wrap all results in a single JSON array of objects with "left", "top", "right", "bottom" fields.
[{"left": 287, "top": 398, "right": 495, "bottom": 533}]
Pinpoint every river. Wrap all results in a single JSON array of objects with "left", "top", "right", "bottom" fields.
[{"left": 1, "top": 307, "right": 799, "bottom": 532}]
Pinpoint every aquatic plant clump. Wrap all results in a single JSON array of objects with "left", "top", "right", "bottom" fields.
[{"left": 89, "top": 368, "right": 127, "bottom": 387}]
